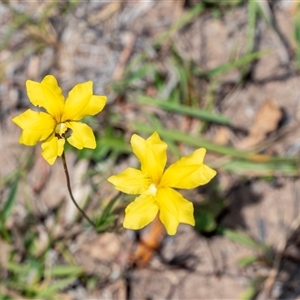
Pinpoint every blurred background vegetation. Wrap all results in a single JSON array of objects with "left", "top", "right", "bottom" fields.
[{"left": 1, "top": 0, "right": 300, "bottom": 299}]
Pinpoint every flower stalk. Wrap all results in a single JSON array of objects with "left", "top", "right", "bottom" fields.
[{"left": 61, "top": 151, "right": 96, "bottom": 228}]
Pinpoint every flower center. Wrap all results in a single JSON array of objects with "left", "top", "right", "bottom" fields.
[
  {"left": 148, "top": 183, "right": 157, "bottom": 196},
  {"left": 55, "top": 123, "right": 67, "bottom": 139}
]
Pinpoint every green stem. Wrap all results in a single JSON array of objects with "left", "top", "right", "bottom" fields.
[{"left": 61, "top": 152, "right": 96, "bottom": 228}]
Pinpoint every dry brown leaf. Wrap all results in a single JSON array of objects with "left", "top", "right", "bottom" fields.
[
  {"left": 130, "top": 217, "right": 165, "bottom": 267},
  {"left": 237, "top": 100, "right": 282, "bottom": 150}
]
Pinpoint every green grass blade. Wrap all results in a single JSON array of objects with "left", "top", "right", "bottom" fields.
[
  {"left": 5, "top": 262, "right": 32, "bottom": 275},
  {"left": 36, "top": 277, "right": 76, "bottom": 298},
  {"left": 131, "top": 123, "right": 253, "bottom": 158},
  {"left": 154, "top": 3, "right": 205, "bottom": 47},
  {"left": 218, "top": 228, "right": 268, "bottom": 251},
  {"left": 111, "top": 64, "right": 156, "bottom": 93},
  {"left": 0, "top": 12, "right": 32, "bottom": 52},
  {"left": 1, "top": 179, "right": 18, "bottom": 222},
  {"left": 240, "top": 286, "right": 258, "bottom": 300},
  {"left": 3, "top": 280, "right": 39, "bottom": 296},
  {"left": 137, "top": 96, "right": 231, "bottom": 125},
  {"left": 131, "top": 123, "right": 300, "bottom": 176},
  {"left": 96, "top": 193, "right": 121, "bottom": 231},
  {"left": 193, "top": 50, "right": 268, "bottom": 78},
  {"left": 246, "top": 0, "right": 258, "bottom": 54},
  {"left": 222, "top": 159, "right": 299, "bottom": 176},
  {"left": 50, "top": 265, "right": 83, "bottom": 277},
  {"left": 97, "top": 136, "right": 131, "bottom": 154},
  {"left": 238, "top": 255, "right": 259, "bottom": 267},
  {"left": 294, "top": 9, "right": 300, "bottom": 68}
]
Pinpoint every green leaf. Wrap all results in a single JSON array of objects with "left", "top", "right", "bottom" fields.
[{"left": 194, "top": 211, "right": 217, "bottom": 232}]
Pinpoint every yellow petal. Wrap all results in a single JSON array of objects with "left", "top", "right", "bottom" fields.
[
  {"left": 131, "top": 132, "right": 167, "bottom": 184},
  {"left": 12, "top": 109, "right": 55, "bottom": 146},
  {"left": 108, "top": 168, "right": 152, "bottom": 194},
  {"left": 66, "top": 121, "right": 96, "bottom": 149},
  {"left": 41, "top": 134, "right": 65, "bottom": 165},
  {"left": 156, "top": 187, "right": 195, "bottom": 235},
  {"left": 26, "top": 75, "right": 65, "bottom": 123},
  {"left": 123, "top": 192, "right": 159, "bottom": 230},
  {"left": 160, "top": 148, "right": 217, "bottom": 189},
  {"left": 72, "top": 95, "right": 107, "bottom": 121},
  {"left": 61, "top": 81, "right": 92, "bottom": 121}
]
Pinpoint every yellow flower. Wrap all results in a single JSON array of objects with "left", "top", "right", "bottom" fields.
[
  {"left": 12, "top": 75, "right": 107, "bottom": 165},
  {"left": 108, "top": 132, "right": 217, "bottom": 235}
]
